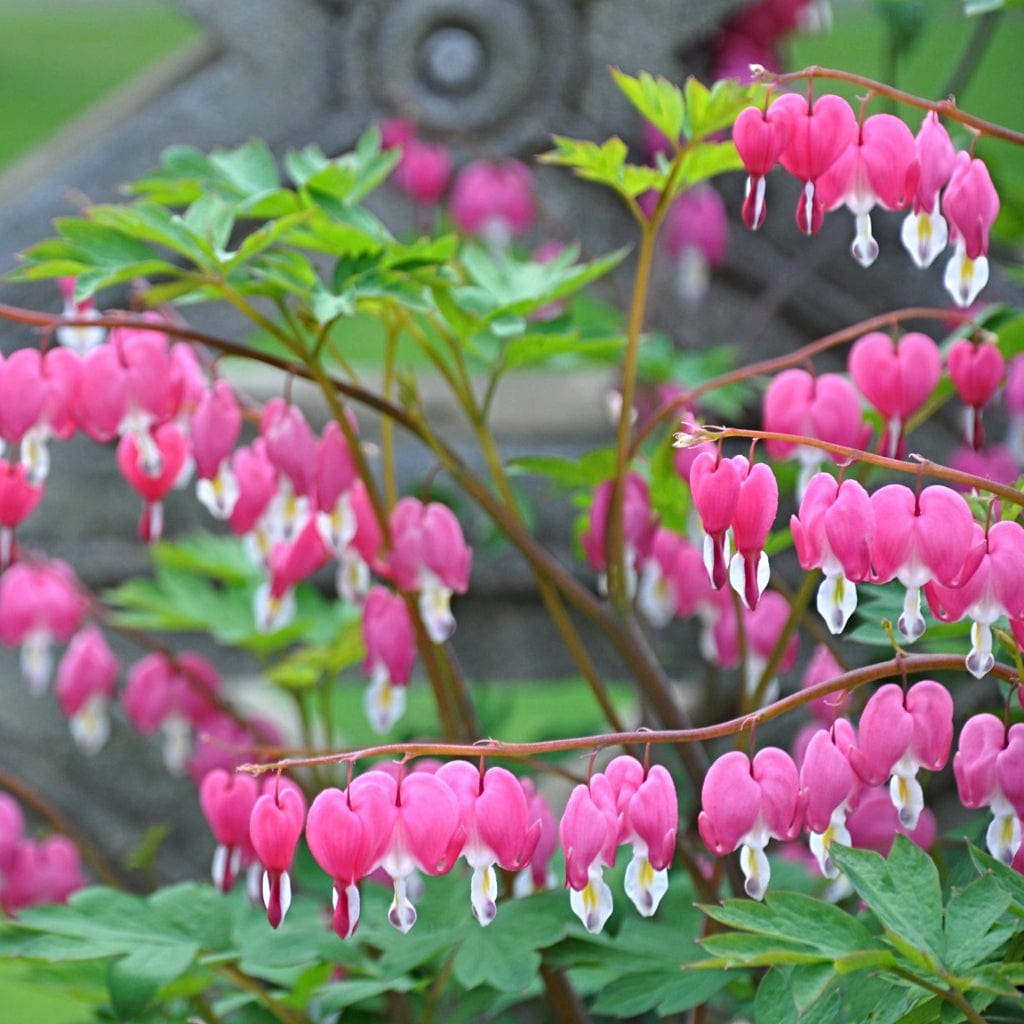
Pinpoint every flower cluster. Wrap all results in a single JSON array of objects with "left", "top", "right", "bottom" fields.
[
  {"left": 734, "top": 95, "right": 999, "bottom": 305},
  {"left": 196, "top": 755, "right": 682, "bottom": 940},
  {"left": 696, "top": 678, "right": 1024, "bottom": 899}
]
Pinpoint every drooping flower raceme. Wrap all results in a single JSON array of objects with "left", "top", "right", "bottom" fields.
[
  {"left": 947, "top": 337, "right": 1005, "bottom": 451},
  {"left": 762, "top": 369, "right": 869, "bottom": 495},
  {"left": 387, "top": 497, "right": 472, "bottom": 645},
  {"left": 817, "top": 112, "right": 920, "bottom": 267},
  {"left": 603, "top": 756, "right": 678, "bottom": 917},
  {"left": 733, "top": 101, "right": 793, "bottom": 230},
  {"left": 848, "top": 330, "right": 942, "bottom": 459},
  {"left": 54, "top": 625, "right": 120, "bottom": 755},
  {"left": 799, "top": 719, "right": 860, "bottom": 878},
  {"left": 305, "top": 775, "right": 397, "bottom": 940},
  {"left": 925, "top": 520, "right": 1024, "bottom": 678},
  {"left": 560, "top": 773, "right": 619, "bottom": 933},
  {"left": 772, "top": 91, "right": 858, "bottom": 235},
  {"left": 199, "top": 768, "right": 259, "bottom": 894},
  {"left": 361, "top": 586, "right": 417, "bottom": 733}
]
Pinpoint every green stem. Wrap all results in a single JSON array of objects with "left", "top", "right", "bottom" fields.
[
  {"left": 381, "top": 317, "right": 399, "bottom": 511},
  {"left": 889, "top": 967, "right": 987, "bottom": 1024},
  {"left": 216, "top": 963, "right": 311, "bottom": 1024},
  {"left": 751, "top": 571, "right": 818, "bottom": 710},
  {"left": 469, "top": 404, "right": 629, "bottom": 736},
  {"left": 606, "top": 220, "right": 658, "bottom": 612}
]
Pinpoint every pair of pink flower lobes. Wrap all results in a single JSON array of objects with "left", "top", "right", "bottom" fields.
[
  {"left": 700, "top": 679, "right": 955, "bottom": 899},
  {"left": 735, "top": 94, "right": 999, "bottom": 306},
  {"left": 0, "top": 792, "right": 85, "bottom": 916}
]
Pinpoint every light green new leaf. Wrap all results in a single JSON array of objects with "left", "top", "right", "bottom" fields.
[
  {"left": 208, "top": 139, "right": 280, "bottom": 198},
  {"left": 507, "top": 448, "right": 616, "bottom": 488},
  {"left": 611, "top": 68, "right": 685, "bottom": 145},
  {"left": 683, "top": 77, "right": 765, "bottom": 141},
  {"left": 540, "top": 135, "right": 663, "bottom": 199}
]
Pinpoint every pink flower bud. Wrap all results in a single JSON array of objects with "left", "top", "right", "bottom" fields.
[
  {"left": 199, "top": 768, "right": 259, "bottom": 893},
  {"left": 450, "top": 160, "right": 536, "bottom": 247},
  {"left": 250, "top": 779, "right": 306, "bottom": 928}
]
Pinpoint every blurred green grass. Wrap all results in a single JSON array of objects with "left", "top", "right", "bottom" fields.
[{"left": 0, "top": 0, "right": 197, "bottom": 169}]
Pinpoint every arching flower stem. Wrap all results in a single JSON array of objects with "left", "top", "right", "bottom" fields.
[{"left": 239, "top": 653, "right": 1018, "bottom": 777}]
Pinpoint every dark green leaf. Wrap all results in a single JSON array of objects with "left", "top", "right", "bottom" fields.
[
  {"left": 969, "top": 843, "right": 1024, "bottom": 912},
  {"left": 108, "top": 942, "right": 198, "bottom": 1018},
  {"left": 452, "top": 892, "right": 568, "bottom": 993},
  {"left": 830, "top": 839, "right": 944, "bottom": 963},
  {"left": 944, "top": 874, "right": 1014, "bottom": 971},
  {"left": 701, "top": 890, "right": 882, "bottom": 959},
  {"left": 314, "top": 977, "right": 415, "bottom": 1011}
]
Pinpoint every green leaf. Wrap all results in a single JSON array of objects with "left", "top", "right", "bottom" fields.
[
  {"left": 452, "top": 892, "right": 568, "bottom": 993},
  {"left": 683, "top": 77, "right": 765, "bottom": 141},
  {"left": 89, "top": 201, "right": 211, "bottom": 263},
  {"left": 611, "top": 68, "right": 685, "bottom": 144},
  {"left": 944, "top": 874, "right": 1014, "bottom": 971},
  {"left": 591, "top": 967, "right": 728, "bottom": 1017},
  {"left": 182, "top": 193, "right": 236, "bottom": 257},
  {"left": 149, "top": 532, "right": 261, "bottom": 587},
  {"left": 674, "top": 139, "right": 744, "bottom": 191},
  {"left": 108, "top": 942, "right": 198, "bottom": 1018},
  {"left": 49, "top": 218, "right": 160, "bottom": 269},
  {"left": 266, "top": 617, "right": 365, "bottom": 690},
  {"left": 969, "top": 843, "right": 1024, "bottom": 912},
  {"left": 701, "top": 890, "right": 883, "bottom": 960},
  {"left": 314, "top": 977, "right": 415, "bottom": 1012},
  {"left": 507, "top": 448, "right": 616, "bottom": 488},
  {"left": 696, "top": 930, "right": 829, "bottom": 967},
  {"left": 208, "top": 139, "right": 280, "bottom": 197},
  {"left": 830, "top": 839, "right": 944, "bottom": 963},
  {"left": 540, "top": 136, "right": 663, "bottom": 200}
]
